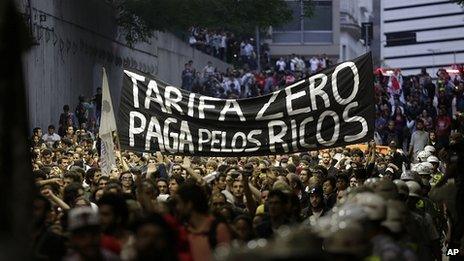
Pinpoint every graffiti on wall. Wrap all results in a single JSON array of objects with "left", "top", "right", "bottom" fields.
[{"left": 21, "top": 7, "right": 158, "bottom": 75}]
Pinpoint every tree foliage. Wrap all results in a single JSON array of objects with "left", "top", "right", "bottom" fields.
[{"left": 116, "top": 0, "right": 313, "bottom": 45}]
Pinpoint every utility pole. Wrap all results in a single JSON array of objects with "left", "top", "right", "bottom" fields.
[
  {"left": 256, "top": 26, "right": 261, "bottom": 71},
  {"left": 427, "top": 49, "right": 440, "bottom": 76},
  {"left": 364, "top": 24, "right": 369, "bottom": 52}
]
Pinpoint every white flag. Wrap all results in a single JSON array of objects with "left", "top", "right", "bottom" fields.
[{"left": 99, "top": 67, "right": 117, "bottom": 176}]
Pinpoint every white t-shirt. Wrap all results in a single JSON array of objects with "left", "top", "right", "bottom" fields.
[
  {"left": 276, "top": 60, "right": 286, "bottom": 71},
  {"left": 203, "top": 65, "right": 215, "bottom": 77},
  {"left": 319, "top": 58, "right": 327, "bottom": 69},
  {"left": 296, "top": 57, "right": 306, "bottom": 71},
  {"left": 240, "top": 42, "right": 246, "bottom": 56},
  {"left": 244, "top": 44, "right": 254, "bottom": 56},
  {"left": 290, "top": 58, "right": 297, "bottom": 71},
  {"left": 310, "top": 58, "right": 319, "bottom": 72},
  {"left": 220, "top": 35, "right": 227, "bottom": 48},
  {"left": 42, "top": 133, "right": 61, "bottom": 147}
]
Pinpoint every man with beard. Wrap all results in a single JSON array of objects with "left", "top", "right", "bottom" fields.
[
  {"left": 428, "top": 131, "right": 443, "bottom": 152},
  {"left": 175, "top": 183, "right": 231, "bottom": 261},
  {"left": 320, "top": 152, "right": 337, "bottom": 176}
]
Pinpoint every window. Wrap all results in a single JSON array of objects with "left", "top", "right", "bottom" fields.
[
  {"left": 385, "top": 31, "right": 417, "bottom": 47},
  {"left": 275, "top": 1, "right": 301, "bottom": 31},
  {"left": 304, "top": 1, "right": 333, "bottom": 31},
  {"left": 273, "top": 0, "right": 333, "bottom": 43}
]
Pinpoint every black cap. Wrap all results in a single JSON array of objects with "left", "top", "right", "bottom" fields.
[{"left": 308, "top": 185, "right": 323, "bottom": 196}]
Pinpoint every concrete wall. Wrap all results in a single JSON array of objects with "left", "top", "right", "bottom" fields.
[
  {"left": 340, "top": 31, "right": 365, "bottom": 61},
  {"left": 17, "top": 0, "right": 230, "bottom": 130}
]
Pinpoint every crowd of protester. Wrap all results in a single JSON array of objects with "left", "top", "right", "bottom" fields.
[
  {"left": 188, "top": 27, "right": 230, "bottom": 62},
  {"left": 186, "top": 26, "right": 331, "bottom": 73},
  {"left": 373, "top": 67, "right": 464, "bottom": 150},
  {"left": 181, "top": 54, "right": 330, "bottom": 99},
  {"left": 29, "top": 60, "right": 464, "bottom": 260}
]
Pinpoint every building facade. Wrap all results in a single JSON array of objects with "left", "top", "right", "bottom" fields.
[
  {"left": 267, "top": 0, "right": 341, "bottom": 61},
  {"left": 266, "top": 0, "right": 372, "bottom": 62},
  {"left": 380, "top": 0, "right": 464, "bottom": 76},
  {"left": 339, "top": 0, "right": 373, "bottom": 61}
]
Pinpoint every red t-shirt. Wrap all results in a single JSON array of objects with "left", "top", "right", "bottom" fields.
[
  {"left": 100, "top": 234, "right": 121, "bottom": 255},
  {"left": 163, "top": 214, "right": 193, "bottom": 261}
]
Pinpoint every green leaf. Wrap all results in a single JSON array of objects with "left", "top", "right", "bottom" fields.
[{"left": 115, "top": 0, "right": 312, "bottom": 45}]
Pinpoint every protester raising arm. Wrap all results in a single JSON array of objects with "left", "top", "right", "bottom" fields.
[
  {"left": 242, "top": 174, "right": 257, "bottom": 215},
  {"left": 42, "top": 188, "right": 70, "bottom": 211},
  {"left": 182, "top": 157, "right": 206, "bottom": 186},
  {"left": 155, "top": 151, "right": 164, "bottom": 165},
  {"left": 116, "top": 150, "right": 130, "bottom": 172},
  {"left": 365, "top": 141, "right": 377, "bottom": 176},
  {"left": 36, "top": 177, "right": 63, "bottom": 187},
  {"left": 247, "top": 181, "right": 262, "bottom": 203},
  {"left": 134, "top": 171, "right": 156, "bottom": 213}
]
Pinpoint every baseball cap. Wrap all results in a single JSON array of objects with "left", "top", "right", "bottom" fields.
[
  {"left": 309, "top": 186, "right": 324, "bottom": 197},
  {"left": 68, "top": 207, "right": 99, "bottom": 232}
]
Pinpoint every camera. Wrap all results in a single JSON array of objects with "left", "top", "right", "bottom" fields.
[
  {"left": 241, "top": 163, "right": 254, "bottom": 177},
  {"left": 230, "top": 170, "right": 240, "bottom": 180},
  {"left": 130, "top": 166, "right": 142, "bottom": 175}
]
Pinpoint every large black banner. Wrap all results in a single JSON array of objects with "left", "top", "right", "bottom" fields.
[{"left": 117, "top": 53, "right": 374, "bottom": 156}]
